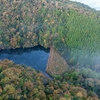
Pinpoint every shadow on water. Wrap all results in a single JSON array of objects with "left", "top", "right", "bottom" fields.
[{"left": 0, "top": 45, "right": 50, "bottom": 72}]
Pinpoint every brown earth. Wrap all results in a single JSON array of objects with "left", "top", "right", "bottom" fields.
[{"left": 46, "top": 47, "right": 69, "bottom": 76}]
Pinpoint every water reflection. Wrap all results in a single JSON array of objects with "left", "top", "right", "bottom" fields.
[{"left": 0, "top": 45, "right": 50, "bottom": 72}]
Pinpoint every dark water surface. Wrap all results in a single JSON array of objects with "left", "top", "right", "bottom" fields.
[{"left": 0, "top": 45, "right": 50, "bottom": 72}]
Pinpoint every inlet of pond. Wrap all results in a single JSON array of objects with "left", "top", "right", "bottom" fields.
[{"left": 0, "top": 45, "right": 50, "bottom": 72}]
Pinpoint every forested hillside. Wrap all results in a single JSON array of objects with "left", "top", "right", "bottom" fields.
[{"left": 0, "top": 0, "right": 100, "bottom": 66}]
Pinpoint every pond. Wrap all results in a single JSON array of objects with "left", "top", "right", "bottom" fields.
[{"left": 0, "top": 45, "right": 50, "bottom": 72}]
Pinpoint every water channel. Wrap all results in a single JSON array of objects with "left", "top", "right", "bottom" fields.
[{"left": 0, "top": 45, "right": 50, "bottom": 72}]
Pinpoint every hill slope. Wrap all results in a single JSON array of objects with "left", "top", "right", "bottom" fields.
[{"left": 0, "top": 0, "right": 100, "bottom": 65}]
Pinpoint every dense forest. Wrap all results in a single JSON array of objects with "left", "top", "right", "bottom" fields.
[
  {"left": 0, "top": 0, "right": 100, "bottom": 66},
  {"left": 0, "top": 59, "right": 100, "bottom": 99},
  {"left": 0, "top": 0, "right": 100, "bottom": 99}
]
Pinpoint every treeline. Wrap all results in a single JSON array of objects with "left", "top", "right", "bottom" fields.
[
  {"left": 0, "top": 0, "right": 100, "bottom": 66},
  {"left": 0, "top": 59, "right": 100, "bottom": 99}
]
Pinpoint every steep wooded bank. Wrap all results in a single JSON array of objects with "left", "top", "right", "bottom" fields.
[{"left": 0, "top": 59, "right": 100, "bottom": 99}]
